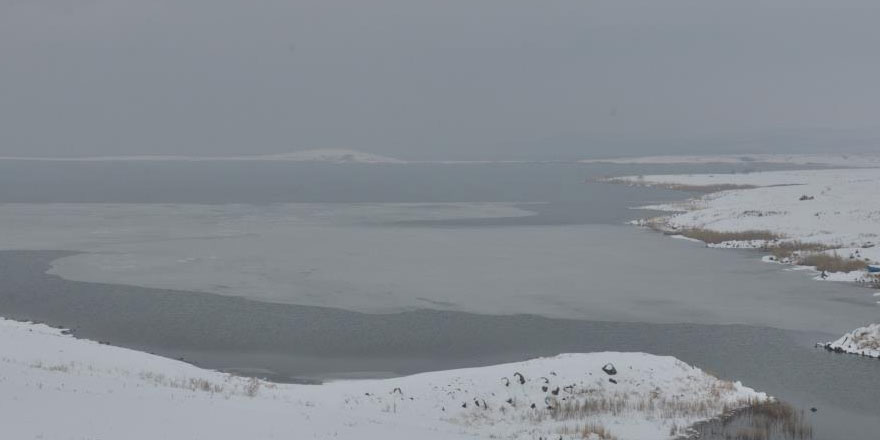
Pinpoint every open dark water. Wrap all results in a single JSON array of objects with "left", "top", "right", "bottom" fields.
[{"left": 0, "top": 160, "right": 877, "bottom": 439}]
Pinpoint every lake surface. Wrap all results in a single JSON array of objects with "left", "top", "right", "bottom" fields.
[{"left": 0, "top": 160, "right": 877, "bottom": 438}]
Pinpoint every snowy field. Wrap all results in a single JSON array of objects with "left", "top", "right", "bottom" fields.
[
  {"left": 0, "top": 318, "right": 767, "bottom": 440},
  {"left": 609, "top": 167, "right": 880, "bottom": 357}
]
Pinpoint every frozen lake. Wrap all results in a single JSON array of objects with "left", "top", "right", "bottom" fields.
[{"left": 0, "top": 202, "right": 875, "bottom": 334}]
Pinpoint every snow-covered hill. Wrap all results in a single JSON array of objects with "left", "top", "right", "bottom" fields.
[
  {"left": 0, "top": 318, "right": 767, "bottom": 440},
  {"left": 0, "top": 149, "right": 406, "bottom": 164}
]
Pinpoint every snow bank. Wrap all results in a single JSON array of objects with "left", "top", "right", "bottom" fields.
[
  {"left": 582, "top": 153, "right": 880, "bottom": 168},
  {"left": 820, "top": 323, "right": 880, "bottom": 359},
  {"left": 0, "top": 149, "right": 406, "bottom": 164},
  {"left": 0, "top": 318, "right": 767, "bottom": 440}
]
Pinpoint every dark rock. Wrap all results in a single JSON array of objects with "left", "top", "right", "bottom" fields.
[
  {"left": 602, "top": 363, "right": 618, "bottom": 376},
  {"left": 609, "top": 378, "right": 618, "bottom": 384}
]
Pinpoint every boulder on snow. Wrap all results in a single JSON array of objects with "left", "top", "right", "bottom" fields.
[{"left": 602, "top": 363, "right": 618, "bottom": 376}]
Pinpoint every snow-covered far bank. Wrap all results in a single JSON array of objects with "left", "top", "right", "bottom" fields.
[
  {"left": 820, "top": 323, "right": 880, "bottom": 359},
  {"left": 0, "top": 318, "right": 770, "bottom": 440},
  {"left": 582, "top": 153, "right": 880, "bottom": 168},
  {"left": 609, "top": 166, "right": 880, "bottom": 364},
  {"left": 0, "top": 148, "right": 406, "bottom": 164},
  {"left": 608, "top": 168, "right": 880, "bottom": 291}
]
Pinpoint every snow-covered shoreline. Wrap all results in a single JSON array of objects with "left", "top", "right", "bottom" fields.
[
  {"left": 610, "top": 168, "right": 880, "bottom": 282},
  {"left": 0, "top": 317, "right": 769, "bottom": 440},
  {"left": 606, "top": 166, "right": 880, "bottom": 358},
  {"left": 582, "top": 153, "right": 880, "bottom": 168},
  {"left": 819, "top": 323, "right": 880, "bottom": 359}
]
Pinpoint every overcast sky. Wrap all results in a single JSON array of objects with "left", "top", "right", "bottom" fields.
[{"left": 2, "top": 0, "right": 880, "bottom": 159}]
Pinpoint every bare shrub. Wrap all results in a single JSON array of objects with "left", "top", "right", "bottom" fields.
[
  {"left": 188, "top": 378, "right": 224, "bottom": 394},
  {"left": 29, "top": 361, "right": 72, "bottom": 373},
  {"left": 797, "top": 253, "right": 867, "bottom": 273},
  {"left": 139, "top": 372, "right": 225, "bottom": 394},
  {"left": 580, "top": 422, "right": 617, "bottom": 439},
  {"left": 868, "top": 274, "right": 880, "bottom": 289},
  {"left": 674, "top": 228, "right": 781, "bottom": 244},
  {"left": 245, "top": 377, "right": 261, "bottom": 397}
]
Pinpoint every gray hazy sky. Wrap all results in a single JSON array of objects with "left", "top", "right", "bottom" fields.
[{"left": 2, "top": 0, "right": 880, "bottom": 160}]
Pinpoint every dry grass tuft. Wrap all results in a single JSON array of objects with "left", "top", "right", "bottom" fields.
[
  {"left": 580, "top": 422, "right": 617, "bottom": 439},
  {"left": 761, "top": 241, "right": 837, "bottom": 260},
  {"left": 684, "top": 400, "right": 812, "bottom": 440},
  {"left": 29, "top": 360, "right": 72, "bottom": 373},
  {"left": 796, "top": 253, "right": 867, "bottom": 273},
  {"left": 674, "top": 228, "right": 781, "bottom": 244},
  {"left": 558, "top": 422, "right": 618, "bottom": 440},
  {"left": 849, "top": 328, "right": 880, "bottom": 351}
]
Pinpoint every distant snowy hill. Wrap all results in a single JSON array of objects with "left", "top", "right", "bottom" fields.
[
  {"left": 0, "top": 149, "right": 406, "bottom": 164},
  {"left": 257, "top": 149, "right": 406, "bottom": 163}
]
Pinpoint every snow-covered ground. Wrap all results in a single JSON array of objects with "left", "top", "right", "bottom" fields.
[
  {"left": 611, "top": 168, "right": 880, "bottom": 282},
  {"left": 0, "top": 317, "right": 767, "bottom": 440},
  {"left": 0, "top": 148, "right": 406, "bottom": 164},
  {"left": 819, "top": 323, "right": 880, "bottom": 359},
  {"left": 582, "top": 153, "right": 880, "bottom": 168}
]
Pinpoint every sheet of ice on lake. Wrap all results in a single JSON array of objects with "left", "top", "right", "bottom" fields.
[{"left": 0, "top": 202, "right": 876, "bottom": 334}]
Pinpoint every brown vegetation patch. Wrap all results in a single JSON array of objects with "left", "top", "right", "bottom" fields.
[
  {"left": 558, "top": 423, "right": 617, "bottom": 440},
  {"left": 761, "top": 241, "right": 837, "bottom": 260},
  {"left": 598, "top": 177, "right": 757, "bottom": 193},
  {"left": 796, "top": 253, "right": 867, "bottom": 273}
]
